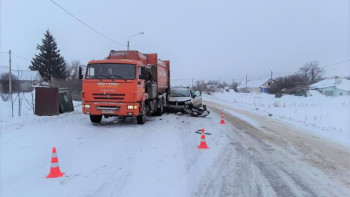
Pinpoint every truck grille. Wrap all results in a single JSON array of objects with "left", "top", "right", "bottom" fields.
[
  {"left": 93, "top": 93, "right": 125, "bottom": 100},
  {"left": 96, "top": 106, "right": 120, "bottom": 110}
]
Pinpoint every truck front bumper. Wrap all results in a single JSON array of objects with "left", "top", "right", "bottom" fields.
[{"left": 82, "top": 102, "right": 140, "bottom": 116}]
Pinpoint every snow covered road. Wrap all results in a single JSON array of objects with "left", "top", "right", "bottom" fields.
[
  {"left": 1, "top": 101, "right": 349, "bottom": 197},
  {"left": 197, "top": 100, "right": 350, "bottom": 197}
]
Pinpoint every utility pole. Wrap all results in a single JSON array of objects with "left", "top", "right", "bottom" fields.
[
  {"left": 192, "top": 78, "right": 193, "bottom": 88},
  {"left": 270, "top": 71, "right": 273, "bottom": 81},
  {"left": 17, "top": 69, "right": 21, "bottom": 116},
  {"left": 9, "top": 50, "right": 13, "bottom": 118},
  {"left": 245, "top": 74, "right": 247, "bottom": 88}
]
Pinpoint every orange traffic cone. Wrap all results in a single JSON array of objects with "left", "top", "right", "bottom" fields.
[
  {"left": 220, "top": 112, "right": 226, "bottom": 124},
  {"left": 46, "top": 147, "right": 64, "bottom": 178},
  {"left": 198, "top": 129, "right": 209, "bottom": 149}
]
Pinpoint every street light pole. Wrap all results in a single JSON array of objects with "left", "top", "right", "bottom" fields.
[{"left": 127, "top": 32, "right": 144, "bottom": 51}]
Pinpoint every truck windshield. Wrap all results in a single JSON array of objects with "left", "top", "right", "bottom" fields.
[
  {"left": 169, "top": 89, "right": 191, "bottom": 97},
  {"left": 86, "top": 63, "right": 136, "bottom": 80}
]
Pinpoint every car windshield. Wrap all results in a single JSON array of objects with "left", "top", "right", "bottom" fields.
[
  {"left": 169, "top": 89, "right": 191, "bottom": 97},
  {"left": 86, "top": 63, "right": 136, "bottom": 80}
]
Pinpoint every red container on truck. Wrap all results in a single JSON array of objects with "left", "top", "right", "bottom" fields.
[{"left": 80, "top": 50, "right": 170, "bottom": 124}]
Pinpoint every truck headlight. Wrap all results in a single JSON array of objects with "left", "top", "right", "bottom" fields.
[
  {"left": 127, "top": 105, "right": 138, "bottom": 110},
  {"left": 84, "top": 104, "right": 91, "bottom": 109}
]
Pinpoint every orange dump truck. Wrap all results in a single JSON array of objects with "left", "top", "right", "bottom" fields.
[{"left": 80, "top": 50, "right": 170, "bottom": 124}]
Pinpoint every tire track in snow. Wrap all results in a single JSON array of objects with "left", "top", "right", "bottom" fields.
[{"left": 193, "top": 103, "right": 347, "bottom": 197}]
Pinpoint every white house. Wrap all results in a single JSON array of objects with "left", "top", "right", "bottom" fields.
[
  {"left": 0, "top": 69, "right": 42, "bottom": 92},
  {"left": 309, "top": 77, "right": 350, "bottom": 96},
  {"left": 16, "top": 70, "right": 42, "bottom": 91},
  {"left": 238, "top": 79, "right": 274, "bottom": 93}
]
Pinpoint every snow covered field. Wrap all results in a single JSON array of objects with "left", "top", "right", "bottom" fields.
[{"left": 206, "top": 91, "right": 350, "bottom": 146}]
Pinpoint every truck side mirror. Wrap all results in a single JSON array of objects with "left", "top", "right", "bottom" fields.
[
  {"left": 139, "top": 67, "right": 148, "bottom": 80},
  {"left": 78, "top": 67, "right": 83, "bottom": 79}
]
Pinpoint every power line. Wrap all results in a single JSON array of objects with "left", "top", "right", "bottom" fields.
[
  {"left": 1, "top": 51, "right": 30, "bottom": 61},
  {"left": 321, "top": 59, "right": 350, "bottom": 68},
  {"left": 49, "top": 0, "right": 126, "bottom": 47},
  {"left": 274, "top": 59, "right": 350, "bottom": 75},
  {"left": 12, "top": 53, "right": 31, "bottom": 62}
]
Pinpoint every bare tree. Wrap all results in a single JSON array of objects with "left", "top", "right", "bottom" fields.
[
  {"left": 24, "top": 90, "right": 35, "bottom": 112},
  {"left": 194, "top": 80, "right": 207, "bottom": 91},
  {"left": 269, "top": 74, "right": 305, "bottom": 94},
  {"left": 0, "top": 73, "right": 19, "bottom": 93},
  {"left": 298, "top": 61, "right": 323, "bottom": 85},
  {"left": 0, "top": 73, "right": 20, "bottom": 116},
  {"left": 16, "top": 69, "right": 22, "bottom": 116},
  {"left": 231, "top": 82, "right": 238, "bottom": 92},
  {"left": 66, "top": 60, "right": 81, "bottom": 79}
]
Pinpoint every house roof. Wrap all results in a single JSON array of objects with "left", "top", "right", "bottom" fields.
[
  {"left": 14, "top": 70, "right": 42, "bottom": 81},
  {"left": 309, "top": 78, "right": 350, "bottom": 91},
  {"left": 0, "top": 68, "right": 42, "bottom": 81},
  {"left": 238, "top": 79, "right": 270, "bottom": 89}
]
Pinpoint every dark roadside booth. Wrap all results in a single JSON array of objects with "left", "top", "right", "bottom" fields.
[{"left": 35, "top": 87, "right": 74, "bottom": 116}]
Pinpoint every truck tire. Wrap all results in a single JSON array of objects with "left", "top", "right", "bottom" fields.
[
  {"left": 137, "top": 106, "right": 146, "bottom": 124},
  {"left": 155, "top": 99, "right": 164, "bottom": 116},
  {"left": 90, "top": 115, "right": 102, "bottom": 123},
  {"left": 154, "top": 99, "right": 164, "bottom": 116}
]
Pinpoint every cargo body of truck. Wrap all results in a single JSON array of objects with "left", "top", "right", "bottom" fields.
[{"left": 81, "top": 50, "right": 170, "bottom": 124}]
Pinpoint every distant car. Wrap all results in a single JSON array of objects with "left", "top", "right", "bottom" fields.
[{"left": 167, "top": 87, "right": 202, "bottom": 111}]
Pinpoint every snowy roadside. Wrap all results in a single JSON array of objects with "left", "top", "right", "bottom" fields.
[
  {"left": 0, "top": 91, "right": 81, "bottom": 125},
  {"left": 0, "top": 94, "right": 232, "bottom": 197},
  {"left": 205, "top": 91, "right": 350, "bottom": 146}
]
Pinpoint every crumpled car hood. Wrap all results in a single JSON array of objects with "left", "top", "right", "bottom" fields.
[{"left": 168, "top": 97, "right": 191, "bottom": 102}]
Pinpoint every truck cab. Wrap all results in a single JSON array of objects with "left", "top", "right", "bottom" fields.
[{"left": 81, "top": 50, "right": 170, "bottom": 124}]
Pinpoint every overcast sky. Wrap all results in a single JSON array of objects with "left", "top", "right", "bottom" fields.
[{"left": 1, "top": 0, "right": 349, "bottom": 85}]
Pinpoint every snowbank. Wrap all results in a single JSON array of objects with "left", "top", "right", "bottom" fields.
[
  {"left": 0, "top": 90, "right": 81, "bottom": 122},
  {"left": 206, "top": 91, "right": 350, "bottom": 146},
  {"left": 0, "top": 92, "right": 36, "bottom": 121}
]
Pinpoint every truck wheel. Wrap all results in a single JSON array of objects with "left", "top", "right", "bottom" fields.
[
  {"left": 155, "top": 99, "right": 164, "bottom": 116},
  {"left": 137, "top": 106, "right": 146, "bottom": 124},
  {"left": 90, "top": 115, "right": 102, "bottom": 123}
]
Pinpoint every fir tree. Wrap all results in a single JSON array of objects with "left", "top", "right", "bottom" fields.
[{"left": 29, "top": 29, "right": 67, "bottom": 82}]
